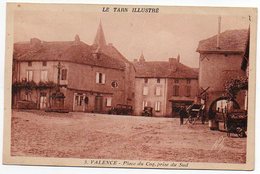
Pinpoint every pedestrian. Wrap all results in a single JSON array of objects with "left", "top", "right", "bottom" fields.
[{"left": 179, "top": 106, "right": 186, "bottom": 125}]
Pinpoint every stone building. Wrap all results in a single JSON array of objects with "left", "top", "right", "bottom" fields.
[
  {"left": 12, "top": 22, "right": 135, "bottom": 113},
  {"left": 197, "top": 29, "right": 249, "bottom": 116},
  {"left": 133, "top": 54, "right": 198, "bottom": 117}
]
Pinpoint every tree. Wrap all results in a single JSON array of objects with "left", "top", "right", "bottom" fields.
[{"left": 224, "top": 76, "right": 248, "bottom": 100}]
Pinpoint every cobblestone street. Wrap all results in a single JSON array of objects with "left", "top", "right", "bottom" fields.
[{"left": 11, "top": 110, "right": 247, "bottom": 163}]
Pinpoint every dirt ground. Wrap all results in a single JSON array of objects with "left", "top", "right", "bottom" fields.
[{"left": 11, "top": 110, "right": 247, "bottom": 163}]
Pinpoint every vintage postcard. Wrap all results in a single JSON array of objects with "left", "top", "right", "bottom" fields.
[{"left": 3, "top": 3, "right": 257, "bottom": 170}]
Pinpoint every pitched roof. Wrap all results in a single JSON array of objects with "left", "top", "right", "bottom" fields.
[
  {"left": 98, "top": 44, "right": 131, "bottom": 64},
  {"left": 133, "top": 59, "right": 198, "bottom": 79},
  {"left": 13, "top": 39, "right": 126, "bottom": 70},
  {"left": 197, "top": 29, "right": 249, "bottom": 53}
]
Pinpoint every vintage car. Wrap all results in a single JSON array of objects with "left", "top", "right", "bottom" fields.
[
  {"left": 141, "top": 107, "right": 153, "bottom": 117},
  {"left": 226, "top": 110, "right": 247, "bottom": 138},
  {"left": 108, "top": 104, "right": 133, "bottom": 115}
]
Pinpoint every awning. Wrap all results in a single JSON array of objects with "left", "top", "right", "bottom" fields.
[{"left": 168, "top": 96, "right": 195, "bottom": 102}]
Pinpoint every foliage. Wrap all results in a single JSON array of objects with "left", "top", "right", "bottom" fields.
[
  {"left": 224, "top": 76, "right": 248, "bottom": 100},
  {"left": 37, "top": 81, "right": 57, "bottom": 90},
  {"left": 12, "top": 80, "right": 57, "bottom": 93}
]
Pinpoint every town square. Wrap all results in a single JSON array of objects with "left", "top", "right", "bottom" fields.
[{"left": 7, "top": 3, "right": 253, "bottom": 166}]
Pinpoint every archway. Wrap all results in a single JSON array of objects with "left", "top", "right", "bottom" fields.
[{"left": 208, "top": 96, "right": 240, "bottom": 120}]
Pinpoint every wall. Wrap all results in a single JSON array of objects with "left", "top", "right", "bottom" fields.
[
  {"left": 15, "top": 60, "right": 134, "bottom": 112},
  {"left": 199, "top": 53, "right": 246, "bottom": 111},
  {"left": 134, "top": 77, "right": 167, "bottom": 117},
  {"left": 166, "top": 78, "right": 199, "bottom": 117}
]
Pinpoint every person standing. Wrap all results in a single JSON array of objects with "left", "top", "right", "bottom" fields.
[{"left": 179, "top": 106, "right": 186, "bottom": 125}]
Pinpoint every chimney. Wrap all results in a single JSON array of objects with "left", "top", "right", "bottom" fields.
[
  {"left": 169, "top": 58, "right": 177, "bottom": 72},
  {"left": 177, "top": 54, "right": 180, "bottom": 62},
  {"left": 216, "top": 16, "right": 221, "bottom": 49},
  {"left": 30, "top": 38, "right": 41, "bottom": 49},
  {"left": 74, "top": 34, "right": 80, "bottom": 45},
  {"left": 169, "top": 58, "right": 175, "bottom": 63}
]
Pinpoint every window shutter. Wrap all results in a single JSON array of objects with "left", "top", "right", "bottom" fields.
[
  {"left": 61, "top": 69, "right": 67, "bottom": 80},
  {"left": 143, "top": 86, "right": 148, "bottom": 95},
  {"left": 106, "top": 97, "right": 112, "bottom": 106},
  {"left": 96, "top": 72, "right": 99, "bottom": 83},
  {"left": 102, "top": 73, "right": 106, "bottom": 84},
  {"left": 155, "top": 101, "right": 161, "bottom": 111},
  {"left": 156, "top": 87, "right": 161, "bottom": 96},
  {"left": 26, "top": 71, "right": 29, "bottom": 81},
  {"left": 41, "top": 71, "right": 48, "bottom": 82},
  {"left": 27, "top": 70, "right": 33, "bottom": 81}
]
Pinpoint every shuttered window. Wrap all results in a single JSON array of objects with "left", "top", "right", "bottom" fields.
[
  {"left": 40, "top": 70, "right": 48, "bottom": 82},
  {"left": 186, "top": 86, "right": 191, "bottom": 97},
  {"left": 26, "top": 70, "right": 33, "bottom": 81},
  {"left": 155, "top": 101, "right": 161, "bottom": 112},
  {"left": 106, "top": 97, "right": 112, "bottom": 107},
  {"left": 155, "top": 86, "right": 161, "bottom": 96},
  {"left": 143, "top": 86, "right": 148, "bottom": 95},
  {"left": 96, "top": 72, "right": 106, "bottom": 84},
  {"left": 142, "top": 101, "right": 148, "bottom": 110},
  {"left": 61, "top": 69, "right": 67, "bottom": 80},
  {"left": 173, "top": 85, "right": 179, "bottom": 96}
]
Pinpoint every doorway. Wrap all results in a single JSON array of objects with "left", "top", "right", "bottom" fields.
[
  {"left": 40, "top": 92, "right": 47, "bottom": 109},
  {"left": 94, "top": 95, "right": 103, "bottom": 113},
  {"left": 73, "top": 93, "right": 85, "bottom": 112}
]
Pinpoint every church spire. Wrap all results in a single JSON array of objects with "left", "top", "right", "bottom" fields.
[
  {"left": 93, "top": 20, "right": 107, "bottom": 47},
  {"left": 139, "top": 51, "right": 145, "bottom": 62}
]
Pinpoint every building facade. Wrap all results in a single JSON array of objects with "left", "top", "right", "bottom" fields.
[
  {"left": 133, "top": 54, "right": 198, "bottom": 117},
  {"left": 197, "top": 29, "right": 249, "bottom": 116},
  {"left": 12, "top": 22, "right": 135, "bottom": 113}
]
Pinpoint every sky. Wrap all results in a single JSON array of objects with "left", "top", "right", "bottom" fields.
[{"left": 13, "top": 6, "right": 250, "bottom": 68}]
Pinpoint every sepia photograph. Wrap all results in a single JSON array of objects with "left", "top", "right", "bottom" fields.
[{"left": 3, "top": 3, "right": 257, "bottom": 170}]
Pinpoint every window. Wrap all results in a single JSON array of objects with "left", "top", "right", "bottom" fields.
[
  {"left": 40, "top": 70, "right": 48, "bottom": 82},
  {"left": 173, "top": 85, "right": 179, "bottom": 96},
  {"left": 142, "top": 101, "right": 148, "bottom": 110},
  {"left": 96, "top": 72, "right": 105, "bottom": 84},
  {"left": 157, "top": 78, "right": 160, "bottom": 83},
  {"left": 144, "top": 78, "right": 148, "bottom": 83},
  {"left": 143, "top": 86, "right": 148, "bottom": 95},
  {"left": 174, "top": 79, "right": 179, "bottom": 83},
  {"left": 75, "top": 94, "right": 84, "bottom": 106},
  {"left": 155, "top": 101, "right": 161, "bottom": 112},
  {"left": 187, "top": 79, "right": 191, "bottom": 84},
  {"left": 28, "top": 61, "right": 32, "bottom": 67},
  {"left": 26, "top": 70, "right": 33, "bottom": 81},
  {"left": 186, "top": 86, "right": 191, "bottom": 97},
  {"left": 61, "top": 69, "right": 67, "bottom": 80},
  {"left": 155, "top": 86, "right": 161, "bottom": 96},
  {"left": 42, "top": 61, "right": 47, "bottom": 66},
  {"left": 106, "top": 97, "right": 112, "bottom": 107}
]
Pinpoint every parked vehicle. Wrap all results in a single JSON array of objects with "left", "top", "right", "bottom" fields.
[
  {"left": 141, "top": 107, "right": 153, "bottom": 117},
  {"left": 108, "top": 104, "right": 133, "bottom": 115},
  {"left": 226, "top": 110, "right": 247, "bottom": 138}
]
